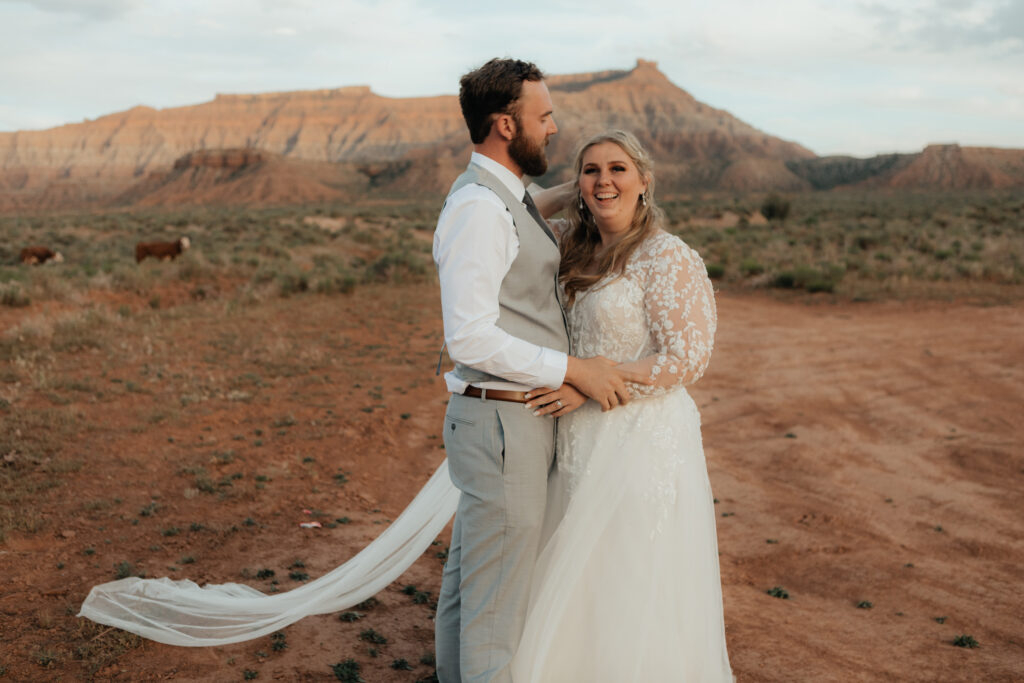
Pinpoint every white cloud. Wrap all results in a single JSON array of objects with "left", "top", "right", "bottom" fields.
[
  {"left": 0, "top": 0, "right": 140, "bottom": 20},
  {"left": 0, "top": 0, "right": 1021, "bottom": 155}
]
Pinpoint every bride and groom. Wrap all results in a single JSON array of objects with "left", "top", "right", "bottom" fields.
[
  {"left": 433, "top": 58, "right": 731, "bottom": 682},
  {"left": 78, "top": 57, "right": 732, "bottom": 682}
]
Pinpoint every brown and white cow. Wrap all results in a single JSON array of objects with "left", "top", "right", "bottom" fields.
[
  {"left": 19, "top": 246, "right": 64, "bottom": 265},
  {"left": 135, "top": 236, "right": 191, "bottom": 263}
]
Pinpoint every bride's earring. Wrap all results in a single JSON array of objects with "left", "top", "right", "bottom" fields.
[
  {"left": 640, "top": 192, "right": 648, "bottom": 207},
  {"left": 577, "top": 195, "right": 584, "bottom": 210}
]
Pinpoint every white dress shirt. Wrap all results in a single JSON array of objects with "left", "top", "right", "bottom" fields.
[{"left": 433, "top": 152, "right": 569, "bottom": 394}]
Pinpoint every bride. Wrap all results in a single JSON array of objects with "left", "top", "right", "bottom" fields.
[
  {"left": 511, "top": 129, "right": 732, "bottom": 681},
  {"left": 79, "top": 130, "right": 732, "bottom": 681}
]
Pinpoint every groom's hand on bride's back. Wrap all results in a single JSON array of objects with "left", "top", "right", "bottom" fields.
[{"left": 565, "top": 356, "right": 653, "bottom": 411}]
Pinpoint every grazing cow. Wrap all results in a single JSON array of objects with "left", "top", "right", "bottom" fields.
[
  {"left": 135, "top": 236, "right": 191, "bottom": 263},
  {"left": 19, "top": 246, "right": 64, "bottom": 265}
]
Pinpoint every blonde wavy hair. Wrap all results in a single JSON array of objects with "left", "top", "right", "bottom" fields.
[{"left": 559, "top": 130, "right": 664, "bottom": 305}]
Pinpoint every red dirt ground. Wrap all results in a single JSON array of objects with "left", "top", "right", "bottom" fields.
[{"left": 1, "top": 283, "right": 1022, "bottom": 682}]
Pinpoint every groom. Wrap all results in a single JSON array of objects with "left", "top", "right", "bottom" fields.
[{"left": 433, "top": 58, "right": 643, "bottom": 683}]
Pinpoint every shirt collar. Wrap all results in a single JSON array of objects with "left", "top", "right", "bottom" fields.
[{"left": 470, "top": 152, "right": 527, "bottom": 202}]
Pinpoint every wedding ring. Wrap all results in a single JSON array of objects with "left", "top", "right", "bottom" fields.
[{"left": 556, "top": 399, "right": 563, "bottom": 408}]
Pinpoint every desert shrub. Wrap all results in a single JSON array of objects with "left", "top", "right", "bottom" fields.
[
  {"left": 315, "top": 271, "right": 357, "bottom": 295},
  {"left": 761, "top": 194, "right": 791, "bottom": 221},
  {"left": 772, "top": 265, "right": 842, "bottom": 293},
  {"left": 0, "top": 282, "right": 30, "bottom": 307},
  {"left": 109, "top": 263, "right": 158, "bottom": 294},
  {"left": 276, "top": 271, "right": 310, "bottom": 297},
  {"left": 740, "top": 258, "right": 765, "bottom": 276},
  {"left": 705, "top": 263, "right": 725, "bottom": 279},
  {"left": 362, "top": 249, "right": 428, "bottom": 284},
  {"left": 51, "top": 309, "right": 112, "bottom": 352}
]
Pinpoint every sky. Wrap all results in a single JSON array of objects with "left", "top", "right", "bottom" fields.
[{"left": 1, "top": 0, "right": 1022, "bottom": 157}]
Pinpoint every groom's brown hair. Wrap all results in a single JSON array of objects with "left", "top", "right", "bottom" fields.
[{"left": 459, "top": 58, "right": 544, "bottom": 145}]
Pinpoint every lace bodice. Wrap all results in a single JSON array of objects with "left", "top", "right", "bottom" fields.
[{"left": 567, "top": 230, "right": 716, "bottom": 396}]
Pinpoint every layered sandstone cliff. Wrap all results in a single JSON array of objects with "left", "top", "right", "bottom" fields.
[{"left": 1, "top": 60, "right": 1021, "bottom": 211}]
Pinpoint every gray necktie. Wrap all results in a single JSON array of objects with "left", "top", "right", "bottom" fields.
[{"left": 522, "top": 191, "right": 556, "bottom": 245}]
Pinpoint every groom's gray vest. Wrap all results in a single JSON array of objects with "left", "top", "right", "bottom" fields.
[{"left": 446, "top": 163, "right": 570, "bottom": 386}]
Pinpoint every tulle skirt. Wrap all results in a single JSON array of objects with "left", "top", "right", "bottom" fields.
[{"left": 512, "top": 389, "right": 733, "bottom": 682}]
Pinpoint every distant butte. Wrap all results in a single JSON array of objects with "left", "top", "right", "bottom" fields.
[{"left": 0, "top": 59, "right": 1021, "bottom": 211}]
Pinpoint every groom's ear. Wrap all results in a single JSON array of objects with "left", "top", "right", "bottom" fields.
[{"left": 493, "top": 112, "right": 517, "bottom": 142}]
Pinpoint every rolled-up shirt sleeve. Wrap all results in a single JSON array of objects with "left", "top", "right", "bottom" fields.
[{"left": 433, "top": 187, "right": 568, "bottom": 390}]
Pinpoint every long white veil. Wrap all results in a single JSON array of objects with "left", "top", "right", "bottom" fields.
[{"left": 78, "top": 459, "right": 458, "bottom": 646}]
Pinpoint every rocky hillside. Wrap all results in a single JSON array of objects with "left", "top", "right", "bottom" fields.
[
  {"left": 788, "top": 145, "right": 1024, "bottom": 191},
  {"left": 0, "top": 61, "right": 818, "bottom": 210},
  {"left": 1, "top": 61, "right": 1022, "bottom": 211}
]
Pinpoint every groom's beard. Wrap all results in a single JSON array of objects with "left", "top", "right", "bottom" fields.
[{"left": 509, "top": 126, "right": 549, "bottom": 177}]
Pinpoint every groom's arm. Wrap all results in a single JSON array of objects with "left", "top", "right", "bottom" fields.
[{"left": 434, "top": 187, "right": 567, "bottom": 389}]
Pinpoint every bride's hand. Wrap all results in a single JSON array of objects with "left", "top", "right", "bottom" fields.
[{"left": 524, "top": 384, "right": 586, "bottom": 417}]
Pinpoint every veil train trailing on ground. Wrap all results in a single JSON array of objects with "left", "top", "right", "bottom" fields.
[{"left": 78, "top": 460, "right": 458, "bottom": 646}]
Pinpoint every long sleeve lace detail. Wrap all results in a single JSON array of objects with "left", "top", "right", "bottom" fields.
[
  {"left": 564, "top": 231, "right": 716, "bottom": 400},
  {"left": 630, "top": 233, "right": 717, "bottom": 397},
  {"left": 558, "top": 231, "right": 719, "bottom": 537}
]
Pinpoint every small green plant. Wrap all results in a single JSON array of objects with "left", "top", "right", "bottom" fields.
[
  {"left": 706, "top": 263, "right": 726, "bottom": 279},
  {"left": 289, "top": 571, "right": 309, "bottom": 582},
  {"left": 272, "top": 414, "right": 297, "bottom": 428},
  {"left": 935, "top": 616, "right": 947, "bottom": 624},
  {"left": 952, "top": 634, "right": 979, "bottom": 648},
  {"left": 766, "top": 586, "right": 789, "bottom": 599},
  {"left": 256, "top": 568, "right": 275, "bottom": 579},
  {"left": 270, "top": 632, "right": 287, "bottom": 652},
  {"left": 243, "top": 670, "right": 258, "bottom": 680},
  {"left": 359, "top": 628, "right": 387, "bottom": 645},
  {"left": 139, "top": 501, "right": 159, "bottom": 517},
  {"left": 35, "top": 648, "right": 60, "bottom": 667},
  {"left": 339, "top": 611, "right": 364, "bottom": 622},
  {"left": 161, "top": 526, "right": 181, "bottom": 537},
  {"left": 401, "top": 584, "right": 432, "bottom": 604},
  {"left": 420, "top": 652, "right": 436, "bottom": 666},
  {"left": 179, "top": 555, "right": 195, "bottom": 564},
  {"left": 392, "top": 658, "right": 414, "bottom": 670},
  {"left": 355, "top": 597, "right": 379, "bottom": 610},
  {"left": 114, "top": 561, "right": 136, "bottom": 579},
  {"left": 331, "top": 658, "right": 364, "bottom": 682},
  {"left": 856, "top": 600, "right": 873, "bottom": 609}
]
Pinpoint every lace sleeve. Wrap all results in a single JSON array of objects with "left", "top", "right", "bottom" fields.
[{"left": 628, "top": 235, "right": 717, "bottom": 397}]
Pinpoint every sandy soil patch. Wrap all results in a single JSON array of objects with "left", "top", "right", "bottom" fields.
[{"left": 1, "top": 285, "right": 1020, "bottom": 681}]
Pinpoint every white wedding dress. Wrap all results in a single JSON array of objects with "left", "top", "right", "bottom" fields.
[
  {"left": 512, "top": 230, "right": 732, "bottom": 682},
  {"left": 79, "top": 230, "right": 731, "bottom": 681}
]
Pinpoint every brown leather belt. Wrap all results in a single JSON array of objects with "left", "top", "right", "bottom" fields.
[{"left": 462, "top": 386, "right": 530, "bottom": 404}]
